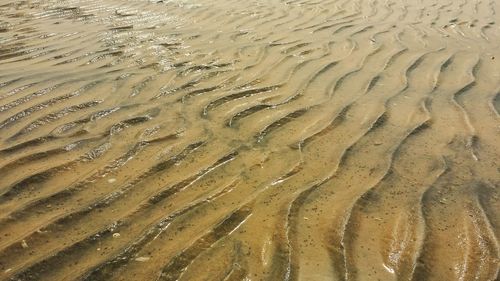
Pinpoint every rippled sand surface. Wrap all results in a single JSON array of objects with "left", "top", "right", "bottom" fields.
[{"left": 0, "top": 0, "right": 499, "bottom": 280}]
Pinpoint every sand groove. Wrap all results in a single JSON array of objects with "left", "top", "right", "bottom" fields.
[{"left": 0, "top": 0, "right": 499, "bottom": 280}]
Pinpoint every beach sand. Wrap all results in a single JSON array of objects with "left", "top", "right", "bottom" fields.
[{"left": 0, "top": 0, "right": 499, "bottom": 280}]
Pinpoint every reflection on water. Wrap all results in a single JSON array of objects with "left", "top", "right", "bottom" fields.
[{"left": 0, "top": 0, "right": 499, "bottom": 280}]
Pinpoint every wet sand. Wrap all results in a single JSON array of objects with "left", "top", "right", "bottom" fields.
[{"left": 0, "top": 0, "right": 499, "bottom": 280}]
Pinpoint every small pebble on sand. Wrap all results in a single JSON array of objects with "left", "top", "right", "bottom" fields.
[{"left": 135, "top": 257, "right": 151, "bottom": 262}]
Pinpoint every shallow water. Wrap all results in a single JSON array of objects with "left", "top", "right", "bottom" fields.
[{"left": 0, "top": 0, "right": 499, "bottom": 280}]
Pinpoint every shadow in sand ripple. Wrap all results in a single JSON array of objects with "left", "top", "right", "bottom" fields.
[{"left": 0, "top": 0, "right": 499, "bottom": 280}]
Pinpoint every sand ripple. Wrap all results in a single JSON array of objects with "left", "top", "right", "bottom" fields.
[{"left": 0, "top": 0, "right": 499, "bottom": 280}]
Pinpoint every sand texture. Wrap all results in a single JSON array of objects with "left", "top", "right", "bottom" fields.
[{"left": 0, "top": 0, "right": 499, "bottom": 280}]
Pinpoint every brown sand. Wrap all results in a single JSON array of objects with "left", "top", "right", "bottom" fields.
[{"left": 0, "top": 0, "right": 499, "bottom": 280}]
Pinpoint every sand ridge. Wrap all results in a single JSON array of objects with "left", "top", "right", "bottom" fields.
[{"left": 0, "top": 0, "right": 499, "bottom": 280}]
